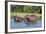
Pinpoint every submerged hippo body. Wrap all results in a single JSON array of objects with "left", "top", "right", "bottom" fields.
[
  {"left": 14, "top": 15, "right": 37, "bottom": 23},
  {"left": 25, "top": 15, "right": 37, "bottom": 23}
]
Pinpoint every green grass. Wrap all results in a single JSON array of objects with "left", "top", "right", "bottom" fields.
[{"left": 11, "top": 12, "right": 42, "bottom": 17}]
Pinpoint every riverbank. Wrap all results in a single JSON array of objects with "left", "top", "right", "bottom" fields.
[
  {"left": 10, "top": 12, "right": 42, "bottom": 20},
  {"left": 11, "top": 12, "right": 42, "bottom": 17}
]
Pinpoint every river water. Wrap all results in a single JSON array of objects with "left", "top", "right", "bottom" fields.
[{"left": 10, "top": 18, "right": 42, "bottom": 29}]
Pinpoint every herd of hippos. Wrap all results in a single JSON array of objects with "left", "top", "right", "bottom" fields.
[{"left": 14, "top": 15, "right": 38, "bottom": 23}]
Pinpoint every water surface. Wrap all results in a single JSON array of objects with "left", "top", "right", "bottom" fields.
[{"left": 10, "top": 18, "right": 42, "bottom": 29}]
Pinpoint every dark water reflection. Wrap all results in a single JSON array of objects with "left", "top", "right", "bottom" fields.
[{"left": 10, "top": 18, "right": 42, "bottom": 29}]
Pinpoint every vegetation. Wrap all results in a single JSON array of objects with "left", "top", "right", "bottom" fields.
[
  {"left": 10, "top": 5, "right": 42, "bottom": 20},
  {"left": 11, "top": 5, "right": 42, "bottom": 14}
]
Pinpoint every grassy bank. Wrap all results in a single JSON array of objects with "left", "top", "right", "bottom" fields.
[
  {"left": 11, "top": 12, "right": 42, "bottom": 17},
  {"left": 10, "top": 12, "right": 42, "bottom": 20}
]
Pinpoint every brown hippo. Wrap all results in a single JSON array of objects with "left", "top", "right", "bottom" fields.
[
  {"left": 25, "top": 15, "right": 37, "bottom": 23},
  {"left": 14, "top": 16, "right": 22, "bottom": 22}
]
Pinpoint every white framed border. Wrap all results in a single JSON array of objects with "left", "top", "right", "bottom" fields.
[{"left": 6, "top": 1, "right": 45, "bottom": 32}]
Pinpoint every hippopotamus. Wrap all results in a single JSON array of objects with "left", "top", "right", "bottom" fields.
[
  {"left": 25, "top": 15, "right": 37, "bottom": 23},
  {"left": 14, "top": 16, "right": 23, "bottom": 22}
]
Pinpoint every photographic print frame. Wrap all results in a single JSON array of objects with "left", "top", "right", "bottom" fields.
[{"left": 5, "top": 1, "right": 45, "bottom": 33}]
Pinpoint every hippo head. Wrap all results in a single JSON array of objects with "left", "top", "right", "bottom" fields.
[
  {"left": 25, "top": 15, "right": 37, "bottom": 23},
  {"left": 14, "top": 16, "right": 22, "bottom": 22}
]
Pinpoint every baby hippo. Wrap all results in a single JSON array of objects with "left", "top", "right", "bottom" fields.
[{"left": 14, "top": 16, "right": 22, "bottom": 22}]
